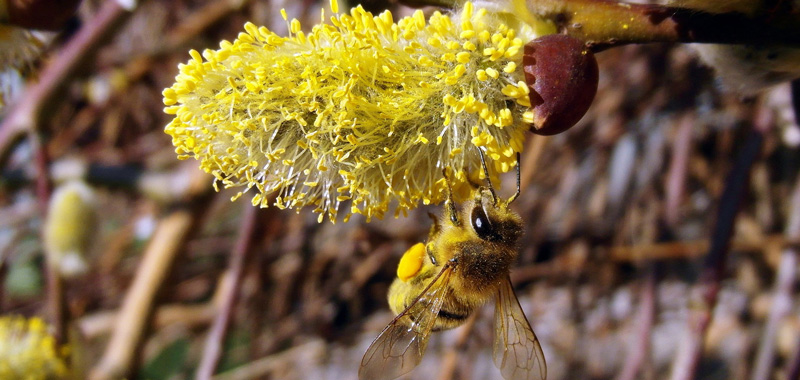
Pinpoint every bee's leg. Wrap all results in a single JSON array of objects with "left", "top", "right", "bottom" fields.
[
  {"left": 478, "top": 148, "right": 498, "bottom": 204},
  {"left": 427, "top": 212, "right": 441, "bottom": 237},
  {"left": 442, "top": 168, "right": 459, "bottom": 226},
  {"left": 426, "top": 242, "right": 438, "bottom": 266},
  {"left": 424, "top": 218, "right": 440, "bottom": 265},
  {"left": 508, "top": 152, "right": 521, "bottom": 205}
]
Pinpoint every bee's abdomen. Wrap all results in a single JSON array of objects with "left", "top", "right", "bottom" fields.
[
  {"left": 434, "top": 299, "right": 473, "bottom": 330},
  {"left": 437, "top": 309, "right": 469, "bottom": 323}
]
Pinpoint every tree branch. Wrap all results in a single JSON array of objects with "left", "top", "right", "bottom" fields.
[{"left": 401, "top": 0, "right": 800, "bottom": 51}]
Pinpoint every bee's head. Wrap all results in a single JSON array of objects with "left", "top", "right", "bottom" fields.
[
  {"left": 467, "top": 186, "right": 523, "bottom": 245},
  {"left": 443, "top": 150, "right": 524, "bottom": 244}
]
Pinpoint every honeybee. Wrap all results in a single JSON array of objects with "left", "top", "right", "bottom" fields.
[{"left": 359, "top": 152, "right": 546, "bottom": 380}]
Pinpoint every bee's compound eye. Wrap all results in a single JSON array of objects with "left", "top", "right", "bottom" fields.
[
  {"left": 471, "top": 207, "right": 501, "bottom": 242},
  {"left": 397, "top": 243, "right": 426, "bottom": 281}
]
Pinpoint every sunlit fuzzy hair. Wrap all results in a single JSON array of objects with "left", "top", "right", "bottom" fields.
[
  {"left": 164, "top": 1, "right": 539, "bottom": 222},
  {"left": 0, "top": 316, "right": 68, "bottom": 379}
]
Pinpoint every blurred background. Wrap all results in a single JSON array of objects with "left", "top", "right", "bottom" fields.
[{"left": 1, "top": 0, "right": 800, "bottom": 379}]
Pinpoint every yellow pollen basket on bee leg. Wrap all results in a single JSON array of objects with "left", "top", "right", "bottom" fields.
[
  {"left": 397, "top": 242, "right": 426, "bottom": 281},
  {"left": 163, "top": 0, "right": 546, "bottom": 223}
]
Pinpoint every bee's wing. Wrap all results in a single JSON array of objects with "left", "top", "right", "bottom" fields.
[
  {"left": 359, "top": 264, "right": 454, "bottom": 380},
  {"left": 493, "top": 276, "right": 546, "bottom": 380}
]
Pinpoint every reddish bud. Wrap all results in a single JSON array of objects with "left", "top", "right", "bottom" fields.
[{"left": 523, "top": 34, "right": 598, "bottom": 135}]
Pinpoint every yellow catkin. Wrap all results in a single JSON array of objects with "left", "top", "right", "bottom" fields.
[
  {"left": 43, "top": 180, "right": 96, "bottom": 278},
  {"left": 164, "top": 2, "right": 544, "bottom": 222},
  {"left": 0, "top": 316, "right": 69, "bottom": 379}
]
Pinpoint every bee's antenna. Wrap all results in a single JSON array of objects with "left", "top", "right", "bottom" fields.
[
  {"left": 478, "top": 148, "right": 498, "bottom": 204},
  {"left": 508, "top": 152, "right": 521, "bottom": 205},
  {"left": 442, "top": 168, "right": 459, "bottom": 225}
]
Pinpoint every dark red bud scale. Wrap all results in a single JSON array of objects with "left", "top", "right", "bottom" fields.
[{"left": 523, "top": 34, "right": 599, "bottom": 135}]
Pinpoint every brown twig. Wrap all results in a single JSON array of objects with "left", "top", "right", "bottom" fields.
[
  {"left": 523, "top": 0, "right": 800, "bottom": 51},
  {"left": 788, "top": 336, "right": 800, "bottom": 380},
  {"left": 89, "top": 205, "right": 204, "bottom": 380},
  {"left": 44, "top": 263, "right": 66, "bottom": 341},
  {"left": 0, "top": 257, "right": 5, "bottom": 310},
  {"left": 669, "top": 106, "right": 771, "bottom": 380},
  {"left": 0, "top": 227, "right": 26, "bottom": 312},
  {"left": 0, "top": 0, "right": 135, "bottom": 169},
  {"left": 195, "top": 202, "right": 263, "bottom": 380},
  {"left": 400, "top": 0, "right": 800, "bottom": 51},
  {"left": 793, "top": 79, "right": 800, "bottom": 127},
  {"left": 78, "top": 302, "right": 217, "bottom": 340},
  {"left": 755, "top": 151, "right": 800, "bottom": 380},
  {"left": 785, "top": 78, "right": 800, "bottom": 380},
  {"left": 29, "top": 131, "right": 51, "bottom": 215},
  {"left": 29, "top": 129, "right": 67, "bottom": 346},
  {"left": 664, "top": 113, "right": 693, "bottom": 227},
  {"left": 616, "top": 266, "right": 655, "bottom": 380}
]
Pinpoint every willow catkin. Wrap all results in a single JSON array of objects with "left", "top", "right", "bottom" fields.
[{"left": 164, "top": 2, "right": 548, "bottom": 222}]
